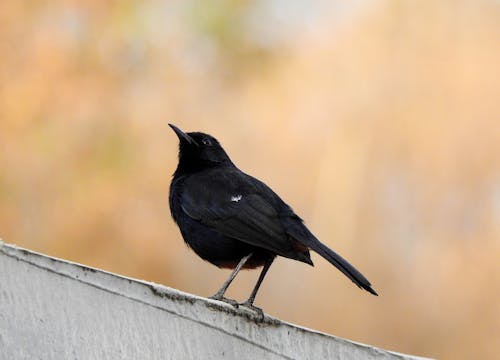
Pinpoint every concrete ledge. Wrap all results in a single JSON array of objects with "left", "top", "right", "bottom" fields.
[{"left": 0, "top": 240, "right": 428, "bottom": 359}]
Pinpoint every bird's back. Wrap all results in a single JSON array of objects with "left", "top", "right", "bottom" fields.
[{"left": 169, "top": 166, "right": 313, "bottom": 265}]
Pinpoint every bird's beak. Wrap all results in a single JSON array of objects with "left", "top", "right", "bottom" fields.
[{"left": 169, "top": 124, "right": 197, "bottom": 146}]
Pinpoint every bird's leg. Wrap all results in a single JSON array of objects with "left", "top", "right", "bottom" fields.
[
  {"left": 239, "top": 257, "right": 274, "bottom": 320},
  {"left": 209, "top": 252, "right": 253, "bottom": 307}
]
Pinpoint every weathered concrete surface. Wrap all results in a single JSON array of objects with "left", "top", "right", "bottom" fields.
[{"left": 0, "top": 241, "right": 428, "bottom": 360}]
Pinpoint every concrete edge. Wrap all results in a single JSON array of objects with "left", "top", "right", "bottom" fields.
[{"left": 0, "top": 240, "right": 430, "bottom": 360}]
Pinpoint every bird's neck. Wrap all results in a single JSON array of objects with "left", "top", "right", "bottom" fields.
[{"left": 174, "top": 158, "right": 234, "bottom": 177}]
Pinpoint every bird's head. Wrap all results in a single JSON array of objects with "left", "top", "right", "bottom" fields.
[{"left": 169, "top": 124, "right": 233, "bottom": 175}]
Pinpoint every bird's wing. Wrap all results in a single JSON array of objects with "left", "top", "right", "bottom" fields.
[{"left": 180, "top": 178, "right": 294, "bottom": 256}]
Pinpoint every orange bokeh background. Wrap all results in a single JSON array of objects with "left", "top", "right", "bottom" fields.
[{"left": 1, "top": 1, "right": 499, "bottom": 359}]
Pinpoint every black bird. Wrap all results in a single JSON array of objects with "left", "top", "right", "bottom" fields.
[{"left": 168, "top": 124, "right": 377, "bottom": 317}]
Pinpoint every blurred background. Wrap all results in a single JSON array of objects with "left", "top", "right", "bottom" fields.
[{"left": 1, "top": 1, "right": 499, "bottom": 358}]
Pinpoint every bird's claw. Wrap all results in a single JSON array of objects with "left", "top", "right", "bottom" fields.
[
  {"left": 238, "top": 301, "right": 265, "bottom": 321},
  {"left": 209, "top": 294, "right": 240, "bottom": 308},
  {"left": 209, "top": 295, "right": 264, "bottom": 320}
]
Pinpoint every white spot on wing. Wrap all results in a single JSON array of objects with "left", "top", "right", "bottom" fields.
[{"left": 231, "top": 195, "right": 243, "bottom": 202}]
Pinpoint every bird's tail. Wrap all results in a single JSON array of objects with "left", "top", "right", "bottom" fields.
[
  {"left": 307, "top": 236, "right": 378, "bottom": 296},
  {"left": 286, "top": 219, "right": 378, "bottom": 296}
]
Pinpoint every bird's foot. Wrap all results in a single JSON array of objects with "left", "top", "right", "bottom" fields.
[
  {"left": 209, "top": 294, "right": 239, "bottom": 308},
  {"left": 238, "top": 300, "right": 265, "bottom": 321}
]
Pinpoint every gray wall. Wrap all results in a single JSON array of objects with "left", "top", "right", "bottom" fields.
[{"left": 0, "top": 241, "right": 428, "bottom": 360}]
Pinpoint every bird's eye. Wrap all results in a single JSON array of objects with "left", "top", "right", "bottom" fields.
[{"left": 202, "top": 138, "right": 212, "bottom": 146}]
